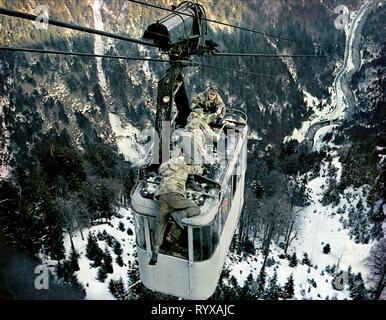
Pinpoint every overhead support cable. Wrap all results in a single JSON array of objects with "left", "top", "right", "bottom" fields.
[
  {"left": 0, "top": 46, "right": 174, "bottom": 63},
  {"left": 0, "top": 7, "right": 157, "bottom": 48},
  {"left": 213, "top": 52, "right": 329, "bottom": 58},
  {"left": 191, "top": 61, "right": 277, "bottom": 78}
]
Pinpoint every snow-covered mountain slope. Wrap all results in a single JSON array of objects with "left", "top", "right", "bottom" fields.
[
  {"left": 62, "top": 208, "right": 137, "bottom": 300},
  {"left": 226, "top": 153, "right": 372, "bottom": 300}
]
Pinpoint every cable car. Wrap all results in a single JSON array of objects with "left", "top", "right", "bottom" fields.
[{"left": 131, "top": 109, "right": 247, "bottom": 299}]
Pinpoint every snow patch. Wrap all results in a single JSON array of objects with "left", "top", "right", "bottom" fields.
[{"left": 108, "top": 113, "right": 142, "bottom": 166}]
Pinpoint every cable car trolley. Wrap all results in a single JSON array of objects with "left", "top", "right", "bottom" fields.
[{"left": 143, "top": 1, "right": 207, "bottom": 57}]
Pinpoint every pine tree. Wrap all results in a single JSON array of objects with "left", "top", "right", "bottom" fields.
[
  {"left": 323, "top": 243, "right": 331, "bottom": 254},
  {"left": 57, "top": 260, "right": 74, "bottom": 282},
  {"left": 113, "top": 240, "right": 123, "bottom": 256},
  {"left": 69, "top": 247, "right": 80, "bottom": 272},
  {"left": 118, "top": 222, "right": 125, "bottom": 232},
  {"left": 264, "top": 271, "right": 280, "bottom": 300},
  {"left": 289, "top": 252, "right": 298, "bottom": 267},
  {"left": 50, "top": 233, "right": 66, "bottom": 262},
  {"left": 116, "top": 255, "right": 124, "bottom": 267},
  {"left": 349, "top": 273, "right": 368, "bottom": 300},
  {"left": 91, "top": 247, "right": 104, "bottom": 268},
  {"left": 282, "top": 274, "right": 295, "bottom": 299},
  {"left": 127, "top": 227, "right": 133, "bottom": 236},
  {"left": 106, "top": 234, "right": 114, "bottom": 247},
  {"left": 109, "top": 277, "right": 128, "bottom": 300},
  {"left": 256, "top": 269, "right": 266, "bottom": 298},
  {"left": 86, "top": 232, "right": 103, "bottom": 267},
  {"left": 302, "top": 253, "right": 311, "bottom": 266},
  {"left": 86, "top": 232, "right": 98, "bottom": 260},
  {"left": 103, "top": 247, "right": 114, "bottom": 274},
  {"left": 242, "top": 272, "right": 258, "bottom": 299},
  {"left": 97, "top": 265, "right": 107, "bottom": 282},
  {"left": 57, "top": 262, "right": 86, "bottom": 299}
]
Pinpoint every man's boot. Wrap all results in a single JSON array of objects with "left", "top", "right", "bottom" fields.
[{"left": 149, "top": 252, "right": 158, "bottom": 265}]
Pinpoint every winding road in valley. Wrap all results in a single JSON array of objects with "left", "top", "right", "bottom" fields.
[{"left": 306, "top": 0, "right": 380, "bottom": 149}]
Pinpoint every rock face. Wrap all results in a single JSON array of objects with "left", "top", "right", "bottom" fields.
[{"left": 0, "top": 0, "right": 362, "bottom": 166}]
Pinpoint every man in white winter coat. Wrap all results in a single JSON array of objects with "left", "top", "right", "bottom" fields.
[{"left": 149, "top": 156, "right": 203, "bottom": 265}]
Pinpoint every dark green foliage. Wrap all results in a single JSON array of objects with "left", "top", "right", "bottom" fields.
[
  {"left": 325, "top": 264, "right": 337, "bottom": 275},
  {"left": 323, "top": 244, "right": 331, "bottom": 254},
  {"left": 241, "top": 239, "right": 256, "bottom": 255},
  {"left": 103, "top": 247, "right": 114, "bottom": 274},
  {"left": 349, "top": 273, "right": 368, "bottom": 300},
  {"left": 97, "top": 230, "right": 108, "bottom": 241},
  {"left": 241, "top": 273, "right": 258, "bottom": 299},
  {"left": 289, "top": 252, "right": 298, "bottom": 267},
  {"left": 56, "top": 261, "right": 86, "bottom": 298},
  {"left": 302, "top": 253, "right": 312, "bottom": 266},
  {"left": 97, "top": 265, "right": 108, "bottom": 282},
  {"left": 84, "top": 144, "right": 118, "bottom": 178},
  {"left": 66, "top": 77, "right": 81, "bottom": 93},
  {"left": 113, "top": 240, "right": 123, "bottom": 256},
  {"left": 308, "top": 278, "right": 317, "bottom": 288},
  {"left": 118, "top": 222, "right": 125, "bottom": 232},
  {"left": 256, "top": 269, "right": 266, "bottom": 298},
  {"left": 341, "top": 145, "right": 377, "bottom": 189},
  {"left": 264, "top": 271, "right": 281, "bottom": 300},
  {"left": 0, "top": 166, "right": 64, "bottom": 257},
  {"left": 69, "top": 248, "right": 80, "bottom": 272},
  {"left": 115, "top": 255, "right": 124, "bottom": 267},
  {"left": 109, "top": 278, "right": 128, "bottom": 300},
  {"left": 86, "top": 232, "right": 103, "bottom": 267},
  {"left": 282, "top": 274, "right": 295, "bottom": 299},
  {"left": 37, "top": 143, "right": 86, "bottom": 193}
]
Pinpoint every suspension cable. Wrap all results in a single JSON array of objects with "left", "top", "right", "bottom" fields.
[
  {"left": 0, "top": 7, "right": 157, "bottom": 48},
  {"left": 0, "top": 45, "right": 173, "bottom": 63},
  {"left": 191, "top": 61, "right": 277, "bottom": 79},
  {"left": 0, "top": 45, "right": 276, "bottom": 79},
  {"left": 213, "top": 52, "right": 329, "bottom": 58}
]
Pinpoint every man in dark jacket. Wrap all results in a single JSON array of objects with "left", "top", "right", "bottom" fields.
[{"left": 191, "top": 86, "right": 226, "bottom": 125}]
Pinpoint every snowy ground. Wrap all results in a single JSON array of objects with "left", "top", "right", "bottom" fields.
[
  {"left": 108, "top": 112, "right": 142, "bottom": 166},
  {"left": 60, "top": 147, "right": 373, "bottom": 300},
  {"left": 226, "top": 152, "right": 372, "bottom": 300}
]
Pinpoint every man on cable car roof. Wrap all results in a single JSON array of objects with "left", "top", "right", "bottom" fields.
[
  {"left": 177, "top": 110, "right": 220, "bottom": 166},
  {"left": 149, "top": 154, "right": 203, "bottom": 265},
  {"left": 191, "top": 85, "right": 226, "bottom": 126}
]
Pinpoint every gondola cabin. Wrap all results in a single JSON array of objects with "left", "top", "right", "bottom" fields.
[{"left": 131, "top": 110, "right": 248, "bottom": 299}]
